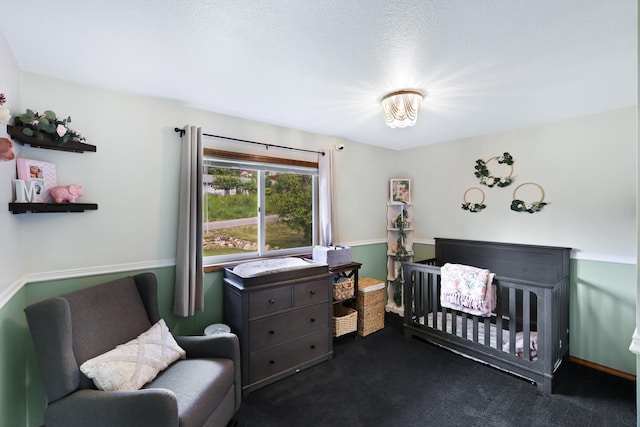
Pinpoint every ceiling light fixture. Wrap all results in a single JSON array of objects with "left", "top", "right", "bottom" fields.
[{"left": 381, "top": 89, "right": 423, "bottom": 128}]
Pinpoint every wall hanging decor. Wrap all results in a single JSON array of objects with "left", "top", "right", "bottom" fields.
[
  {"left": 510, "top": 182, "right": 548, "bottom": 213},
  {"left": 390, "top": 178, "right": 411, "bottom": 204},
  {"left": 461, "top": 187, "right": 486, "bottom": 212},
  {"left": 474, "top": 152, "right": 514, "bottom": 188}
]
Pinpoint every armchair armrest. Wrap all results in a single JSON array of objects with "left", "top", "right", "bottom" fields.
[
  {"left": 175, "top": 333, "right": 242, "bottom": 410},
  {"left": 46, "top": 388, "right": 178, "bottom": 427},
  {"left": 175, "top": 333, "right": 239, "bottom": 360}
]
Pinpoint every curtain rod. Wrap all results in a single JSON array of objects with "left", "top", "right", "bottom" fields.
[{"left": 174, "top": 128, "right": 325, "bottom": 156}]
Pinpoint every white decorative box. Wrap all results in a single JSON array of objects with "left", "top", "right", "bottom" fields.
[{"left": 312, "top": 245, "right": 352, "bottom": 266}]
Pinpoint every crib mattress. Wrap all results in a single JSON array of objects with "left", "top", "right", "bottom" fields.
[{"left": 423, "top": 312, "right": 537, "bottom": 359}]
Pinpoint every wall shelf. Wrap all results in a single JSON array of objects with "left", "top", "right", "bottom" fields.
[
  {"left": 9, "top": 202, "right": 98, "bottom": 214},
  {"left": 6, "top": 125, "right": 96, "bottom": 153}
]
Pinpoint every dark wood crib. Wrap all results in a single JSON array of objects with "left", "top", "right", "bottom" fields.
[{"left": 402, "top": 238, "right": 571, "bottom": 393}]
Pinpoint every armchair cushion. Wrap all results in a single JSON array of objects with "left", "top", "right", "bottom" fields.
[
  {"left": 145, "top": 358, "right": 235, "bottom": 427},
  {"left": 80, "top": 319, "right": 186, "bottom": 391}
]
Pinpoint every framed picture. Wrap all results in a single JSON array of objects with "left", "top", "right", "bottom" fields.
[
  {"left": 390, "top": 179, "right": 411, "bottom": 204},
  {"left": 16, "top": 158, "right": 57, "bottom": 202}
]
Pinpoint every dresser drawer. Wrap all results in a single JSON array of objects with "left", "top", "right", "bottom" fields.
[
  {"left": 249, "top": 303, "right": 329, "bottom": 351},
  {"left": 249, "top": 330, "right": 330, "bottom": 384},
  {"left": 293, "top": 277, "right": 329, "bottom": 307},
  {"left": 249, "top": 286, "right": 292, "bottom": 318}
]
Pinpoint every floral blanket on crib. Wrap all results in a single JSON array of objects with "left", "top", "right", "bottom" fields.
[{"left": 440, "top": 263, "right": 496, "bottom": 317}]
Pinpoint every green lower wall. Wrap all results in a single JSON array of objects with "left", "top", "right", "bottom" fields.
[
  {"left": 0, "top": 242, "right": 635, "bottom": 426},
  {"left": 0, "top": 286, "right": 27, "bottom": 427},
  {"left": 570, "top": 258, "right": 636, "bottom": 372}
]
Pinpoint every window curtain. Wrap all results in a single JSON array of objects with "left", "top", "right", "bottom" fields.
[
  {"left": 318, "top": 150, "right": 334, "bottom": 246},
  {"left": 173, "top": 126, "right": 204, "bottom": 317}
]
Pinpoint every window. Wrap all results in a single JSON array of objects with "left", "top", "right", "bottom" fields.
[{"left": 203, "top": 149, "right": 319, "bottom": 264}]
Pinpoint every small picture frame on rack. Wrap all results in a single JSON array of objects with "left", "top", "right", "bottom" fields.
[
  {"left": 390, "top": 179, "right": 411, "bottom": 204},
  {"left": 16, "top": 158, "right": 57, "bottom": 202}
]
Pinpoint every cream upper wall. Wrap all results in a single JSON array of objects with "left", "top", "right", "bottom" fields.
[
  {"left": 14, "top": 72, "right": 392, "bottom": 274},
  {"left": 0, "top": 32, "right": 635, "bottom": 303},
  {"left": 403, "top": 107, "right": 637, "bottom": 262},
  {"left": 332, "top": 140, "right": 401, "bottom": 245},
  {"left": 0, "top": 31, "right": 23, "bottom": 294}
]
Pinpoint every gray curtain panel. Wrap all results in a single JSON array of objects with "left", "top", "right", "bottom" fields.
[
  {"left": 173, "top": 126, "right": 204, "bottom": 317},
  {"left": 318, "top": 150, "right": 333, "bottom": 247}
]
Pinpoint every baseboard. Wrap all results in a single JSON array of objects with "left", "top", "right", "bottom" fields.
[{"left": 569, "top": 356, "right": 636, "bottom": 382}]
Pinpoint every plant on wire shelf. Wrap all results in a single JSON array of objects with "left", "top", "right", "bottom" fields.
[{"left": 391, "top": 203, "right": 410, "bottom": 306}]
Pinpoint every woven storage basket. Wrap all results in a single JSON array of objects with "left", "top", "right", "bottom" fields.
[
  {"left": 333, "top": 277, "right": 355, "bottom": 301},
  {"left": 357, "top": 278, "right": 386, "bottom": 336},
  {"left": 332, "top": 304, "right": 357, "bottom": 337}
]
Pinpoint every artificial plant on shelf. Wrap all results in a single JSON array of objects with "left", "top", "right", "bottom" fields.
[
  {"left": 14, "top": 109, "right": 86, "bottom": 145},
  {"left": 391, "top": 202, "right": 410, "bottom": 307},
  {"left": 0, "top": 93, "right": 10, "bottom": 124}
]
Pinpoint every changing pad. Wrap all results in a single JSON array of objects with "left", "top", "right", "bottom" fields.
[{"left": 231, "top": 257, "right": 322, "bottom": 278}]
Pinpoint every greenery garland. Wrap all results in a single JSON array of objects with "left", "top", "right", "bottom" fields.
[
  {"left": 15, "top": 109, "right": 86, "bottom": 145},
  {"left": 391, "top": 203, "right": 410, "bottom": 306},
  {"left": 510, "top": 182, "right": 547, "bottom": 213},
  {"left": 474, "top": 152, "right": 514, "bottom": 188}
]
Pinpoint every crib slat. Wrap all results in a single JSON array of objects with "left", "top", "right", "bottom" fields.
[
  {"left": 462, "top": 313, "right": 468, "bottom": 339},
  {"left": 451, "top": 310, "right": 457, "bottom": 335},
  {"left": 421, "top": 271, "right": 427, "bottom": 319},
  {"left": 523, "top": 290, "right": 531, "bottom": 360},
  {"left": 432, "top": 274, "right": 439, "bottom": 329},
  {"left": 472, "top": 316, "right": 479, "bottom": 342},
  {"left": 484, "top": 317, "right": 491, "bottom": 347},
  {"left": 496, "top": 284, "right": 503, "bottom": 351},
  {"left": 509, "top": 287, "right": 516, "bottom": 354}
]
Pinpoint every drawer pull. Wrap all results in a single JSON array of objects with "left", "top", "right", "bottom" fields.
[
  {"left": 310, "top": 344, "right": 316, "bottom": 350},
  {"left": 310, "top": 290, "right": 316, "bottom": 295},
  {"left": 269, "top": 330, "right": 275, "bottom": 335},
  {"left": 310, "top": 318, "right": 316, "bottom": 323},
  {"left": 269, "top": 299, "right": 276, "bottom": 304},
  {"left": 269, "top": 360, "right": 275, "bottom": 365}
]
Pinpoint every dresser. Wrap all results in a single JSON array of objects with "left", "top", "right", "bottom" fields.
[{"left": 223, "top": 267, "right": 333, "bottom": 396}]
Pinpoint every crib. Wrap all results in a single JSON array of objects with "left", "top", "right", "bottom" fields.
[{"left": 403, "top": 238, "right": 570, "bottom": 393}]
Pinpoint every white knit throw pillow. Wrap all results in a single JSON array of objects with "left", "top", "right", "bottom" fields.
[{"left": 80, "top": 319, "right": 186, "bottom": 391}]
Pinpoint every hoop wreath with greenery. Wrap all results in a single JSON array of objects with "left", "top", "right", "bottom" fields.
[
  {"left": 474, "top": 152, "right": 514, "bottom": 188},
  {"left": 461, "top": 187, "right": 486, "bottom": 212},
  {"left": 511, "top": 182, "right": 547, "bottom": 213}
]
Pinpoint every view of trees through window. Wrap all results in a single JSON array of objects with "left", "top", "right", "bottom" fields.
[{"left": 203, "top": 166, "right": 315, "bottom": 258}]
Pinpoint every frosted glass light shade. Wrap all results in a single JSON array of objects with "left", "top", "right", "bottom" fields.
[{"left": 381, "top": 90, "right": 423, "bottom": 128}]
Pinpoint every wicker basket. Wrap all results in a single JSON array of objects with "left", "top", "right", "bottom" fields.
[
  {"left": 357, "top": 278, "right": 386, "bottom": 336},
  {"left": 332, "top": 304, "right": 357, "bottom": 337},
  {"left": 333, "top": 277, "right": 355, "bottom": 301}
]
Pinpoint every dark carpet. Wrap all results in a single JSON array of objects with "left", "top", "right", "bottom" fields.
[{"left": 235, "top": 314, "right": 636, "bottom": 427}]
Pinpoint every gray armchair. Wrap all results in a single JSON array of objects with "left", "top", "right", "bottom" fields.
[{"left": 25, "top": 272, "right": 241, "bottom": 427}]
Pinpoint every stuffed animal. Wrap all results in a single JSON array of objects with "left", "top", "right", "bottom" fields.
[{"left": 50, "top": 185, "right": 84, "bottom": 203}]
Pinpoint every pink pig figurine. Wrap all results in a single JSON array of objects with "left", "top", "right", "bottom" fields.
[{"left": 50, "top": 185, "right": 84, "bottom": 203}]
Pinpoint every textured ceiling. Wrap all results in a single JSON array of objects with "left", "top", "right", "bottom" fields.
[{"left": 0, "top": 0, "right": 636, "bottom": 150}]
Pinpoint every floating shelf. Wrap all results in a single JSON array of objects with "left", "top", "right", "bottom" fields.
[
  {"left": 6, "top": 125, "right": 96, "bottom": 153},
  {"left": 9, "top": 202, "right": 98, "bottom": 214}
]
